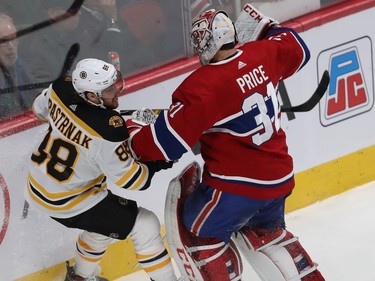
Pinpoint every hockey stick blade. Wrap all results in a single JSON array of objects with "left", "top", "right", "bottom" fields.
[
  {"left": 280, "top": 70, "right": 330, "bottom": 112},
  {"left": 58, "top": 43, "right": 80, "bottom": 78}
]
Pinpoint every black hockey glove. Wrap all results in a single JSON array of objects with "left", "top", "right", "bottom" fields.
[
  {"left": 145, "top": 160, "right": 174, "bottom": 173},
  {"left": 140, "top": 160, "right": 174, "bottom": 190}
]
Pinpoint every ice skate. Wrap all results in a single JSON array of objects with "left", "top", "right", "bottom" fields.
[{"left": 64, "top": 261, "right": 108, "bottom": 281}]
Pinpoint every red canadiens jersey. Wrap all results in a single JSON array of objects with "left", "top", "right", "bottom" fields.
[{"left": 129, "top": 27, "right": 310, "bottom": 199}]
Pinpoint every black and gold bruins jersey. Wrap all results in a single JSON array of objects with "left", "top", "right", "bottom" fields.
[{"left": 26, "top": 78, "right": 151, "bottom": 218}]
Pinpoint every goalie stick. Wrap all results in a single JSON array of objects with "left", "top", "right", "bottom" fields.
[{"left": 119, "top": 70, "right": 330, "bottom": 116}]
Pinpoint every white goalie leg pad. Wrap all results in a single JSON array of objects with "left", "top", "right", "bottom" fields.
[
  {"left": 233, "top": 232, "right": 285, "bottom": 281},
  {"left": 233, "top": 227, "right": 323, "bottom": 281},
  {"left": 165, "top": 162, "right": 243, "bottom": 281},
  {"left": 165, "top": 162, "right": 204, "bottom": 280},
  {"left": 235, "top": 3, "right": 279, "bottom": 44}
]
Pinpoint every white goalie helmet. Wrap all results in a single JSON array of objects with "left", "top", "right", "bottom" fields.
[
  {"left": 190, "top": 9, "right": 237, "bottom": 65},
  {"left": 72, "top": 58, "right": 119, "bottom": 106}
]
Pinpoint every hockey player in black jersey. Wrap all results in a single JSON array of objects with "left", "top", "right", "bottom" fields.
[{"left": 25, "top": 58, "right": 177, "bottom": 281}]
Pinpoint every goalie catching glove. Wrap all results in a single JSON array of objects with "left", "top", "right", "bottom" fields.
[{"left": 235, "top": 3, "right": 279, "bottom": 44}]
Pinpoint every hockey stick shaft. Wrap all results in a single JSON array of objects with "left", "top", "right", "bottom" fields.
[
  {"left": 119, "top": 71, "right": 330, "bottom": 116},
  {"left": 119, "top": 109, "right": 164, "bottom": 116},
  {"left": 0, "top": 0, "right": 83, "bottom": 95},
  {"left": 10, "top": 0, "right": 84, "bottom": 40},
  {"left": 280, "top": 70, "right": 330, "bottom": 112}
]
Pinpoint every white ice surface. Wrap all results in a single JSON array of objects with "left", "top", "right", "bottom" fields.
[{"left": 115, "top": 180, "right": 375, "bottom": 281}]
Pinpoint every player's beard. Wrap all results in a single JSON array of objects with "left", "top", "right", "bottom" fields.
[{"left": 103, "top": 96, "right": 119, "bottom": 109}]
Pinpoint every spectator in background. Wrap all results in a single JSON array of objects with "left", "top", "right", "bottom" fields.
[
  {"left": 0, "top": 0, "right": 42, "bottom": 28},
  {"left": 20, "top": 0, "right": 86, "bottom": 84},
  {"left": 117, "top": 0, "right": 184, "bottom": 75},
  {"left": 191, "top": 0, "right": 233, "bottom": 19},
  {"left": 79, "top": 0, "right": 124, "bottom": 70},
  {"left": 82, "top": 0, "right": 119, "bottom": 29},
  {"left": 0, "top": 12, "right": 37, "bottom": 119},
  {"left": 21, "top": 0, "right": 124, "bottom": 85}
]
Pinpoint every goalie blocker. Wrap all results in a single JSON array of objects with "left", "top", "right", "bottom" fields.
[{"left": 165, "top": 162, "right": 325, "bottom": 281}]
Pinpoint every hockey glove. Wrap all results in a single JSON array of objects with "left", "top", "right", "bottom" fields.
[
  {"left": 131, "top": 107, "right": 157, "bottom": 125},
  {"left": 125, "top": 107, "right": 158, "bottom": 137},
  {"left": 145, "top": 160, "right": 174, "bottom": 173},
  {"left": 140, "top": 160, "right": 174, "bottom": 190},
  {"left": 235, "top": 3, "right": 279, "bottom": 44}
]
